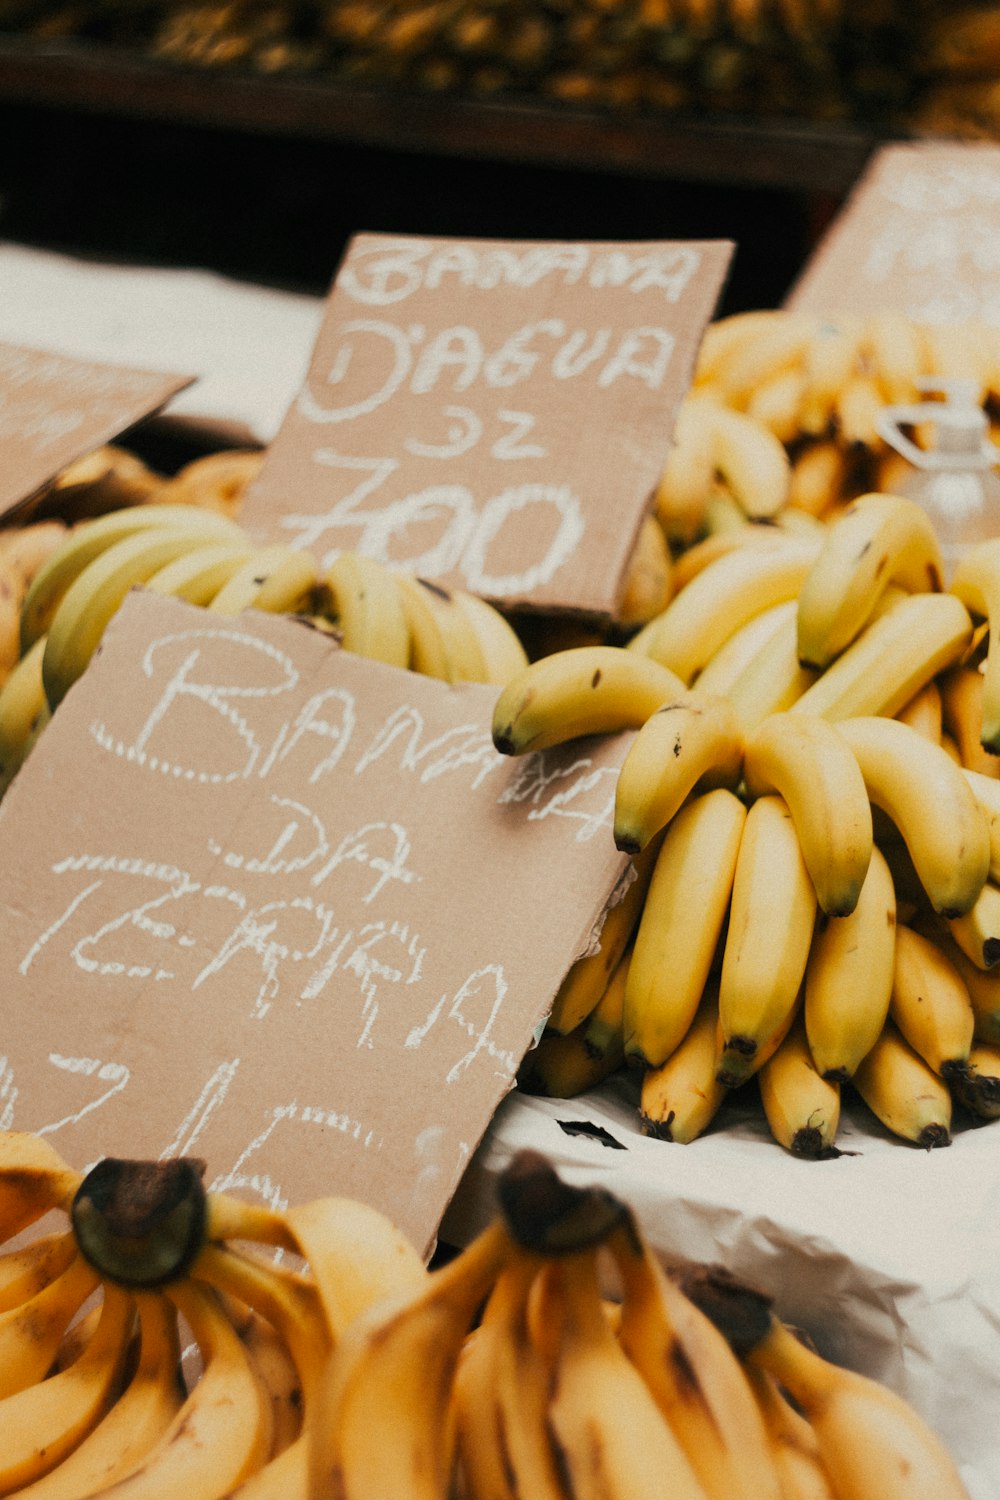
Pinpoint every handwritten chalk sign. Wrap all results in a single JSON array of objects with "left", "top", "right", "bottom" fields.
[
  {"left": 0, "top": 590, "right": 632, "bottom": 1253},
  {"left": 241, "top": 233, "right": 733, "bottom": 618},
  {"left": 0, "top": 342, "right": 195, "bottom": 518},
  {"left": 786, "top": 143, "right": 1000, "bottom": 325}
]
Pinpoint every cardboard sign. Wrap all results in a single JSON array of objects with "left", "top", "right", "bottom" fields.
[
  {"left": 0, "top": 342, "right": 195, "bottom": 517},
  {"left": 241, "top": 232, "right": 733, "bottom": 618},
  {"left": 786, "top": 142, "right": 1000, "bottom": 324},
  {"left": 0, "top": 590, "right": 632, "bottom": 1254}
]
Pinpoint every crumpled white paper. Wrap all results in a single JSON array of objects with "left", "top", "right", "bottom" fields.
[
  {"left": 0, "top": 241, "right": 323, "bottom": 444},
  {"left": 442, "top": 1077, "right": 1000, "bottom": 1500}
]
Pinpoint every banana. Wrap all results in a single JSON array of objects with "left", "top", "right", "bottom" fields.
[
  {"left": 724, "top": 607, "right": 820, "bottom": 733},
  {"left": 717, "top": 794, "right": 817, "bottom": 1088},
  {"left": 608, "top": 1216, "right": 783, "bottom": 1500},
  {"left": 307, "top": 1218, "right": 513, "bottom": 1500},
  {"left": 946, "top": 878, "right": 1000, "bottom": 969},
  {"left": 953, "top": 1038, "right": 1000, "bottom": 1120},
  {"left": 143, "top": 538, "right": 256, "bottom": 605},
  {"left": 940, "top": 662, "right": 999, "bottom": 776},
  {"left": 41, "top": 524, "right": 249, "bottom": 709},
  {"left": 517, "top": 1015, "right": 625, "bottom": 1099},
  {"left": 491, "top": 645, "right": 685, "bottom": 756},
  {"left": 804, "top": 843, "right": 897, "bottom": 1082},
  {"left": 420, "top": 581, "right": 487, "bottom": 683},
  {"left": 580, "top": 943, "right": 630, "bottom": 1062},
  {"left": 746, "top": 365, "right": 807, "bottom": 445},
  {"left": 949, "top": 537, "right": 1000, "bottom": 752},
  {"left": 796, "top": 492, "right": 945, "bottom": 670},
  {"left": 0, "top": 1131, "right": 82, "bottom": 1241},
  {"left": 788, "top": 438, "right": 852, "bottom": 518},
  {"left": 395, "top": 572, "right": 452, "bottom": 679},
  {"left": 450, "top": 588, "right": 529, "bottom": 685},
  {"left": 13, "top": 1291, "right": 185, "bottom": 1500},
  {"left": 543, "top": 1249, "right": 710, "bottom": 1500},
  {"left": 745, "top": 1362, "right": 837, "bottom": 1500},
  {"left": 891, "top": 923, "right": 975, "bottom": 1081},
  {"left": 208, "top": 543, "right": 320, "bottom": 616},
  {"left": 0, "top": 634, "right": 48, "bottom": 796},
  {"left": 94, "top": 1276, "right": 274, "bottom": 1497},
  {"left": 921, "top": 921, "right": 1000, "bottom": 1043},
  {"left": 694, "top": 311, "right": 787, "bottom": 388},
  {"left": 712, "top": 314, "right": 813, "bottom": 409},
  {"left": 747, "top": 1310, "right": 968, "bottom": 1499},
  {"left": 547, "top": 838, "right": 659, "bottom": 1035},
  {"left": 0, "top": 520, "right": 69, "bottom": 596},
  {"left": 790, "top": 590, "right": 973, "bottom": 722},
  {"left": 852, "top": 1020, "right": 953, "bottom": 1148},
  {"left": 624, "top": 788, "right": 746, "bottom": 1067},
  {"left": 232, "top": 1304, "right": 305, "bottom": 1457},
  {"left": 639, "top": 983, "right": 729, "bottom": 1142},
  {"left": 669, "top": 523, "right": 794, "bottom": 595},
  {"left": 960, "top": 766, "right": 1000, "bottom": 881},
  {"left": 743, "top": 711, "right": 873, "bottom": 916},
  {"left": 0, "top": 565, "right": 22, "bottom": 681},
  {"left": 613, "top": 691, "right": 745, "bottom": 854},
  {"left": 835, "top": 373, "right": 885, "bottom": 448},
  {"left": 157, "top": 447, "right": 264, "bottom": 518},
  {"left": 0, "top": 1281, "right": 134, "bottom": 1492},
  {"left": 0, "top": 1229, "right": 77, "bottom": 1313},
  {"left": 628, "top": 539, "right": 820, "bottom": 684},
  {"left": 865, "top": 311, "right": 928, "bottom": 405},
  {"left": 758, "top": 1015, "right": 842, "bottom": 1158},
  {"left": 799, "top": 317, "right": 863, "bottom": 436},
  {"left": 895, "top": 678, "right": 944, "bottom": 742},
  {"left": 0, "top": 1251, "right": 100, "bottom": 1399},
  {"left": 706, "top": 404, "right": 791, "bottom": 520},
  {"left": 20, "top": 503, "right": 246, "bottom": 652},
  {"left": 837, "top": 715, "right": 991, "bottom": 917},
  {"left": 654, "top": 394, "right": 718, "bottom": 544},
  {"left": 693, "top": 599, "right": 795, "bottom": 698},
  {"left": 324, "top": 551, "right": 411, "bottom": 668}
]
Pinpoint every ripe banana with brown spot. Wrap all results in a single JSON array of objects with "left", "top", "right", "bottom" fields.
[
  {"left": 324, "top": 551, "right": 411, "bottom": 668},
  {"left": 758, "top": 1015, "right": 842, "bottom": 1158},
  {"left": 891, "top": 924, "right": 976, "bottom": 1081},
  {"left": 852, "top": 1021, "right": 953, "bottom": 1149},
  {"left": 639, "top": 982, "right": 729, "bottom": 1142},
  {"left": 949, "top": 536, "right": 1000, "bottom": 753}
]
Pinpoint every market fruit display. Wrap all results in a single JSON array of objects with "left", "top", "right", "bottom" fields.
[
  {"left": 0, "top": 1131, "right": 970, "bottom": 1497},
  {"left": 503, "top": 498, "right": 1000, "bottom": 1155}
]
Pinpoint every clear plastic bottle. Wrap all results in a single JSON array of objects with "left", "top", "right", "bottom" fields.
[{"left": 876, "top": 377, "right": 1000, "bottom": 579}]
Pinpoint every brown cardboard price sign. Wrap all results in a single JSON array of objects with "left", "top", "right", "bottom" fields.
[
  {"left": 241, "top": 232, "right": 733, "bottom": 619},
  {"left": 0, "top": 342, "right": 195, "bottom": 518},
  {"left": 787, "top": 142, "right": 1000, "bottom": 324},
  {"left": 0, "top": 591, "right": 632, "bottom": 1253}
]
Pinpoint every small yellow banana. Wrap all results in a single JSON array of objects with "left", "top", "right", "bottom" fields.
[
  {"left": 746, "top": 365, "right": 807, "bottom": 444},
  {"left": 743, "top": 711, "right": 872, "bottom": 916},
  {"left": 654, "top": 394, "right": 719, "bottom": 544},
  {"left": 492, "top": 645, "right": 685, "bottom": 756},
  {"left": 450, "top": 589, "right": 529, "bottom": 685},
  {"left": 693, "top": 598, "right": 795, "bottom": 698},
  {"left": 617, "top": 514, "right": 673, "bottom": 630},
  {"left": 796, "top": 492, "right": 945, "bottom": 670},
  {"left": 758, "top": 1015, "right": 842, "bottom": 1158},
  {"left": 0, "top": 1250, "right": 100, "bottom": 1399},
  {"left": 891, "top": 924, "right": 975, "bottom": 1081},
  {"left": 419, "top": 581, "right": 487, "bottom": 683},
  {"left": 949, "top": 536, "right": 1000, "bottom": 752},
  {"left": 517, "top": 1013, "right": 625, "bottom": 1098},
  {"left": 835, "top": 373, "right": 885, "bottom": 448},
  {"left": 852, "top": 1021, "right": 953, "bottom": 1148},
  {"left": 895, "top": 678, "right": 944, "bottom": 742},
  {"left": 0, "top": 1229, "right": 77, "bottom": 1314},
  {"left": 724, "top": 607, "right": 820, "bottom": 733},
  {"left": 639, "top": 983, "right": 729, "bottom": 1142},
  {"left": 804, "top": 844, "right": 896, "bottom": 1082},
  {"left": 580, "top": 944, "right": 630, "bottom": 1063},
  {"left": 706, "top": 403, "right": 791, "bottom": 520},
  {"left": 799, "top": 317, "right": 864, "bottom": 436},
  {"left": 0, "top": 1132, "right": 82, "bottom": 1242},
  {"left": 947, "top": 878, "right": 1000, "bottom": 970},
  {"left": 208, "top": 543, "right": 320, "bottom": 616},
  {"left": 837, "top": 715, "right": 990, "bottom": 917},
  {"left": 324, "top": 551, "right": 411, "bottom": 668},
  {"left": 745, "top": 1362, "right": 837, "bottom": 1500},
  {"left": 143, "top": 538, "right": 256, "bottom": 605},
  {"left": 953, "top": 1038, "right": 1000, "bottom": 1120},
  {"left": 788, "top": 439, "right": 852, "bottom": 518},
  {"left": 694, "top": 310, "right": 785, "bottom": 388},
  {"left": 717, "top": 794, "right": 817, "bottom": 1087},
  {"left": 865, "top": 311, "right": 928, "bottom": 405},
  {"left": 0, "top": 634, "right": 48, "bottom": 797},
  {"left": 940, "top": 662, "right": 1000, "bottom": 776},
  {"left": 394, "top": 571, "right": 452, "bottom": 679},
  {"left": 712, "top": 314, "right": 813, "bottom": 409},
  {"left": 624, "top": 788, "right": 746, "bottom": 1067}
]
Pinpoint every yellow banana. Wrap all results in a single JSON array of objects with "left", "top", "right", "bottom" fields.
[
  {"left": 940, "top": 662, "right": 1000, "bottom": 776},
  {"left": 895, "top": 678, "right": 944, "bottom": 742},
  {"left": 0, "top": 1229, "right": 77, "bottom": 1313},
  {"left": 492, "top": 645, "right": 685, "bottom": 756},
  {"left": 0, "top": 633, "right": 48, "bottom": 797},
  {"left": 20, "top": 503, "right": 246, "bottom": 652},
  {"left": 208, "top": 543, "right": 320, "bottom": 616},
  {"left": 0, "top": 1281, "right": 134, "bottom": 1492},
  {"left": 0, "top": 1251, "right": 100, "bottom": 1399},
  {"left": 307, "top": 1218, "right": 513, "bottom": 1500},
  {"left": 791, "top": 590, "right": 973, "bottom": 722},
  {"left": 609, "top": 1216, "right": 782, "bottom": 1500},
  {"left": 953, "top": 1038, "right": 1000, "bottom": 1120},
  {"left": 717, "top": 794, "right": 817, "bottom": 1087},
  {"left": 654, "top": 394, "right": 718, "bottom": 543},
  {"left": 0, "top": 520, "right": 69, "bottom": 599},
  {"left": 706, "top": 403, "right": 791, "bottom": 520},
  {"left": 232, "top": 1304, "right": 305, "bottom": 1457},
  {"left": 14, "top": 1291, "right": 185, "bottom": 1500},
  {"left": 745, "top": 1362, "right": 837, "bottom": 1500},
  {"left": 694, "top": 311, "right": 785, "bottom": 388},
  {"left": 960, "top": 766, "right": 1000, "bottom": 882},
  {"left": 157, "top": 447, "right": 264, "bottom": 518},
  {"left": 0, "top": 1131, "right": 82, "bottom": 1241},
  {"left": 799, "top": 317, "right": 863, "bottom": 436},
  {"left": 724, "top": 607, "right": 820, "bottom": 733},
  {"left": 419, "top": 581, "right": 487, "bottom": 683},
  {"left": 837, "top": 715, "right": 990, "bottom": 917},
  {"left": 743, "top": 710, "right": 873, "bottom": 916},
  {"left": 804, "top": 844, "right": 897, "bottom": 1082},
  {"left": 613, "top": 691, "right": 745, "bottom": 854},
  {"left": 852, "top": 1021, "right": 953, "bottom": 1148},
  {"left": 624, "top": 788, "right": 746, "bottom": 1067},
  {"left": 394, "top": 572, "right": 452, "bottom": 679},
  {"left": 865, "top": 311, "right": 928, "bottom": 405},
  {"left": 324, "top": 551, "right": 411, "bottom": 668},
  {"left": 949, "top": 536, "right": 1000, "bottom": 752},
  {"left": 712, "top": 314, "right": 813, "bottom": 409},
  {"left": 617, "top": 514, "right": 673, "bottom": 631},
  {"left": 920, "top": 920, "right": 1000, "bottom": 1043},
  {"left": 747, "top": 1311, "right": 968, "bottom": 1499},
  {"left": 947, "top": 878, "right": 1000, "bottom": 970},
  {"left": 547, "top": 838, "right": 659, "bottom": 1035},
  {"left": 693, "top": 598, "right": 796, "bottom": 698},
  {"left": 788, "top": 439, "right": 852, "bottom": 518},
  {"left": 580, "top": 944, "right": 630, "bottom": 1062},
  {"left": 517, "top": 1016, "right": 625, "bottom": 1099},
  {"left": 96, "top": 1276, "right": 274, "bottom": 1497},
  {"left": 628, "top": 539, "right": 820, "bottom": 684},
  {"left": 834, "top": 372, "right": 885, "bottom": 447},
  {"left": 669, "top": 523, "right": 794, "bottom": 594},
  {"left": 41, "top": 525, "right": 246, "bottom": 709},
  {"left": 746, "top": 365, "right": 807, "bottom": 445},
  {"left": 543, "top": 1249, "right": 710, "bottom": 1500},
  {"left": 758, "top": 1015, "right": 842, "bottom": 1158},
  {"left": 639, "top": 983, "right": 729, "bottom": 1142},
  {"left": 143, "top": 538, "right": 255, "bottom": 605},
  {"left": 450, "top": 588, "right": 529, "bottom": 685},
  {"left": 796, "top": 492, "right": 945, "bottom": 670},
  {"left": 891, "top": 923, "right": 975, "bottom": 1081}
]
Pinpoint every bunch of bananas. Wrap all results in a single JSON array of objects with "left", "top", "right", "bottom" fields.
[
  {"left": 0, "top": 1130, "right": 969, "bottom": 1497},
  {"left": 503, "top": 490, "right": 1000, "bottom": 1154},
  {"left": 654, "top": 308, "right": 1000, "bottom": 548}
]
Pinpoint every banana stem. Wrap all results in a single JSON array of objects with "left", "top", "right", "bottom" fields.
[{"left": 71, "top": 1156, "right": 208, "bottom": 1288}]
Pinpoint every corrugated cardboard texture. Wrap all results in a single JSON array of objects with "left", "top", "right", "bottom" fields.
[
  {"left": 786, "top": 142, "right": 1000, "bottom": 324},
  {"left": 0, "top": 590, "right": 632, "bottom": 1254},
  {"left": 0, "top": 342, "right": 194, "bottom": 516},
  {"left": 241, "top": 232, "right": 733, "bottom": 618}
]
